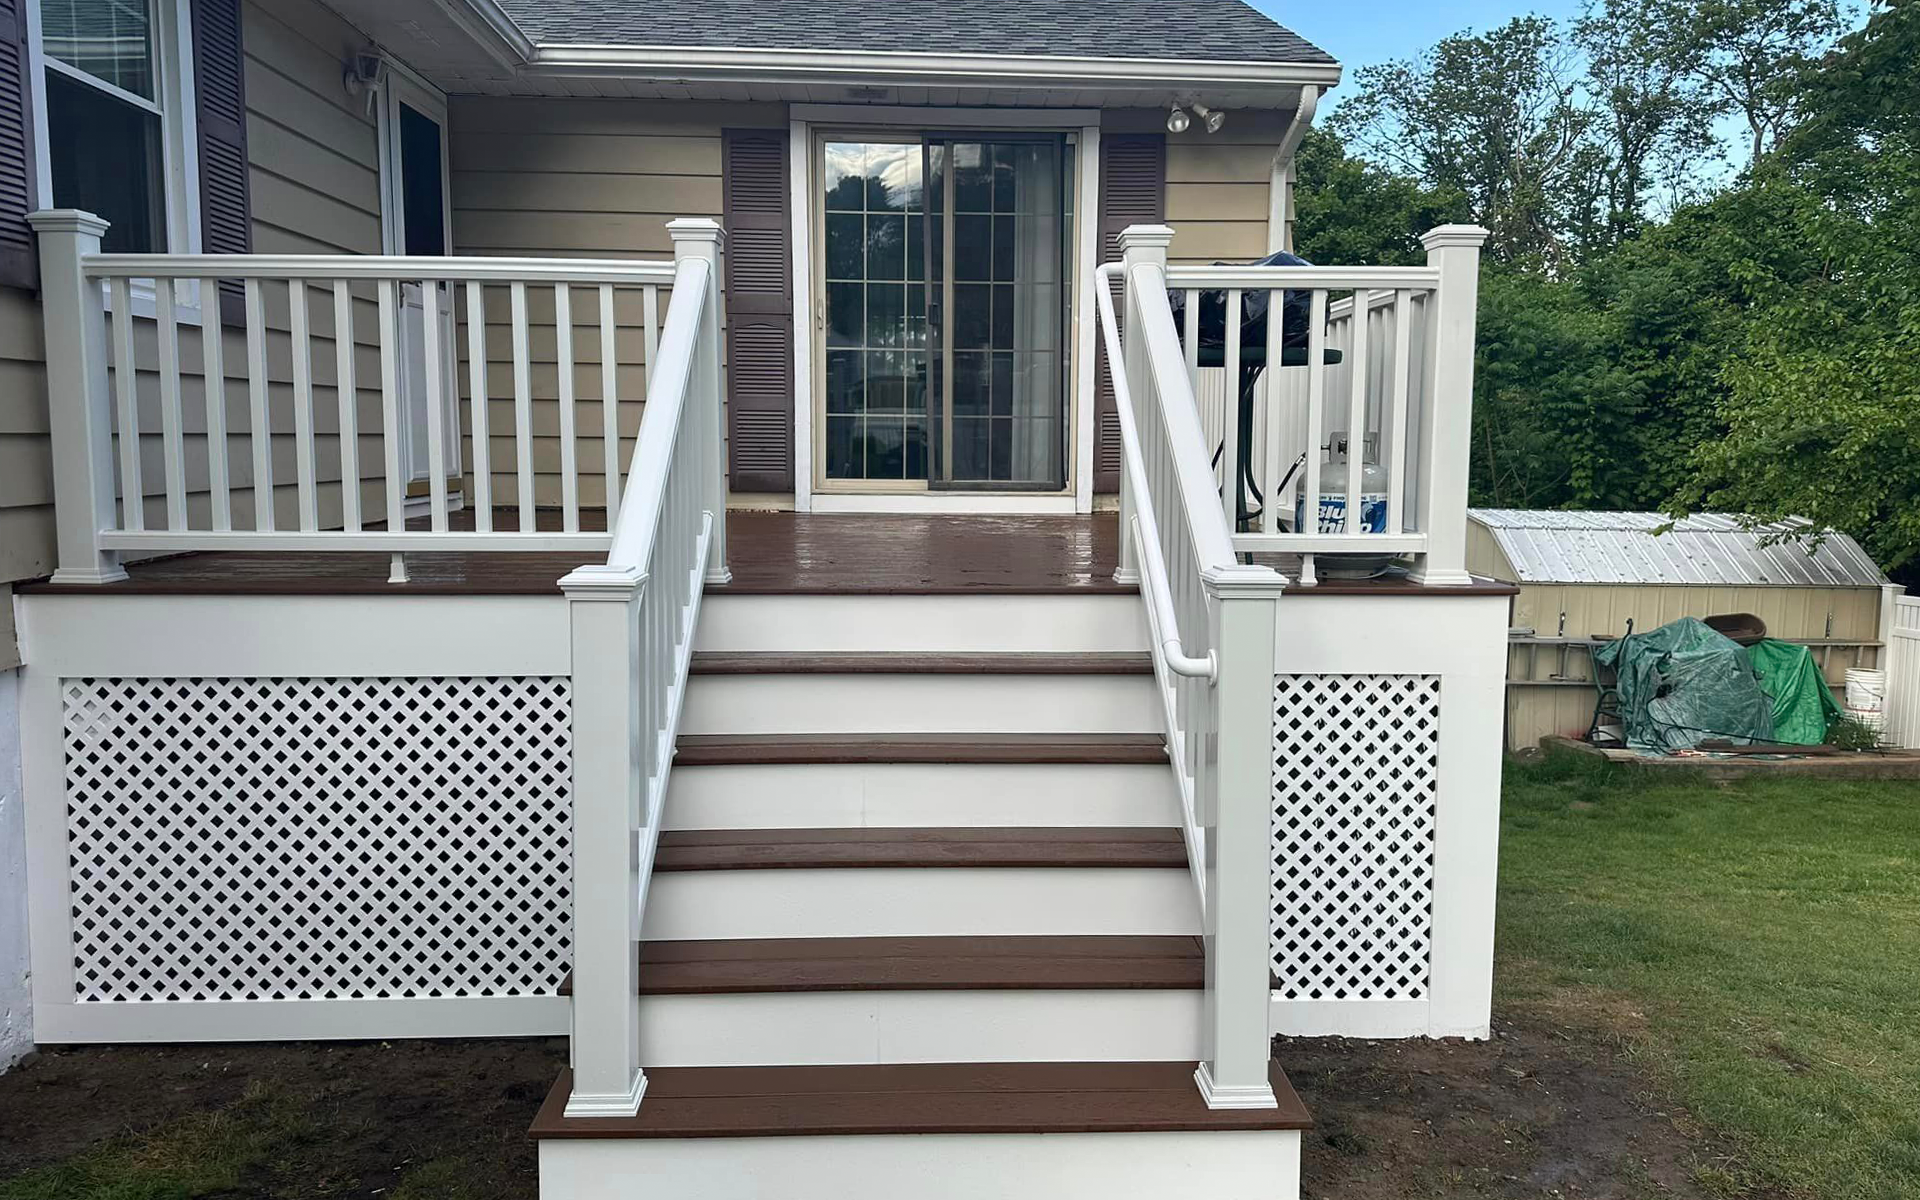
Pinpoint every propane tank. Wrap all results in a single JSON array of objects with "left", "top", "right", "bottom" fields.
[{"left": 1295, "top": 433, "right": 1392, "bottom": 578}]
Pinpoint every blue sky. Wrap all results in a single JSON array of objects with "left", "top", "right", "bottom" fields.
[{"left": 1250, "top": 0, "right": 1588, "bottom": 111}]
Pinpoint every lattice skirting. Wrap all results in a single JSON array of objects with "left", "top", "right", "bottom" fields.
[
  {"left": 58, "top": 677, "right": 574, "bottom": 1015},
  {"left": 1271, "top": 674, "right": 1439, "bottom": 1005}
]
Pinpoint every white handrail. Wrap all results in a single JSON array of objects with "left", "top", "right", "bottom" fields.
[
  {"left": 605, "top": 256, "right": 709, "bottom": 570},
  {"left": 84, "top": 252, "right": 680, "bottom": 285},
  {"left": 1094, "top": 261, "right": 1216, "bottom": 681}
]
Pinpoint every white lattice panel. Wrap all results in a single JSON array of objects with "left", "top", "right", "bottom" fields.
[
  {"left": 61, "top": 677, "right": 573, "bottom": 1003},
  {"left": 1271, "top": 674, "right": 1439, "bottom": 1001}
]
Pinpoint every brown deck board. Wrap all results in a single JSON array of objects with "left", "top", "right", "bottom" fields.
[
  {"left": 687, "top": 651, "right": 1153, "bottom": 675},
  {"left": 529, "top": 1060, "right": 1312, "bottom": 1139},
  {"left": 653, "top": 828, "right": 1186, "bottom": 871},
  {"left": 555, "top": 934, "right": 1205, "bottom": 996},
  {"left": 673, "top": 732, "right": 1170, "bottom": 766}
]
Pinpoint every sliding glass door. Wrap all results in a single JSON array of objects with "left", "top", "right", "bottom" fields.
[{"left": 820, "top": 134, "right": 1071, "bottom": 492}]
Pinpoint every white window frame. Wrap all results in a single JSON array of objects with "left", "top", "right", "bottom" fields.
[
  {"left": 24, "top": 0, "right": 204, "bottom": 319},
  {"left": 374, "top": 61, "right": 451, "bottom": 258}
]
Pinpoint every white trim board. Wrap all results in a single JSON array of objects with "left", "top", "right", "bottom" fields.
[{"left": 35, "top": 996, "right": 567, "bottom": 1043}]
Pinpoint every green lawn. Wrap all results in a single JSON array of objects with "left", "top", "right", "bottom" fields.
[{"left": 1498, "top": 750, "right": 1920, "bottom": 1200}]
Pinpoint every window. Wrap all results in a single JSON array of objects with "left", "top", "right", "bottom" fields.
[{"left": 41, "top": 0, "right": 169, "bottom": 252}]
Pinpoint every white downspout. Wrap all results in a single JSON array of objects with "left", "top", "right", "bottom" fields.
[{"left": 1267, "top": 85, "right": 1320, "bottom": 254}]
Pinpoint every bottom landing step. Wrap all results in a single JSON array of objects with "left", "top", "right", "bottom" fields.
[{"left": 533, "top": 1062, "right": 1310, "bottom": 1199}]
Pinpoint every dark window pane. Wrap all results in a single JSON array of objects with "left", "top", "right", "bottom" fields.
[
  {"left": 953, "top": 144, "right": 991, "bottom": 211},
  {"left": 952, "top": 284, "right": 991, "bottom": 351},
  {"left": 953, "top": 215, "right": 991, "bottom": 281},
  {"left": 400, "top": 104, "right": 447, "bottom": 256},
  {"left": 903, "top": 350, "right": 930, "bottom": 414},
  {"left": 825, "top": 349, "right": 865, "bottom": 414},
  {"left": 866, "top": 417, "right": 905, "bottom": 478},
  {"left": 866, "top": 351, "right": 906, "bottom": 412},
  {"left": 44, "top": 0, "right": 154, "bottom": 97},
  {"left": 907, "top": 215, "right": 925, "bottom": 280},
  {"left": 990, "top": 416, "right": 1013, "bottom": 479},
  {"left": 867, "top": 214, "right": 906, "bottom": 280},
  {"left": 952, "top": 353, "right": 989, "bottom": 417},
  {"left": 952, "top": 416, "right": 989, "bottom": 481},
  {"left": 825, "top": 414, "right": 860, "bottom": 478},
  {"left": 992, "top": 216, "right": 1016, "bottom": 282},
  {"left": 991, "top": 284, "right": 1015, "bottom": 349},
  {"left": 47, "top": 72, "right": 162, "bottom": 253},
  {"left": 827, "top": 282, "right": 862, "bottom": 348},
  {"left": 825, "top": 213, "right": 863, "bottom": 280},
  {"left": 905, "top": 283, "right": 927, "bottom": 350},
  {"left": 867, "top": 284, "right": 904, "bottom": 347},
  {"left": 991, "top": 144, "right": 1017, "bottom": 211},
  {"left": 904, "top": 417, "right": 928, "bottom": 480},
  {"left": 991, "top": 352, "right": 1014, "bottom": 416}
]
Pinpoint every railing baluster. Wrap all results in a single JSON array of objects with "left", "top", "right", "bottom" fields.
[
  {"left": 422, "top": 280, "right": 449, "bottom": 531},
  {"left": 1386, "top": 289, "right": 1415, "bottom": 536},
  {"left": 377, "top": 279, "right": 404, "bottom": 531},
  {"left": 511, "top": 280, "right": 534, "bottom": 530},
  {"left": 333, "top": 280, "right": 360, "bottom": 532},
  {"left": 1262, "top": 286, "right": 1283, "bottom": 535},
  {"left": 245, "top": 279, "right": 273, "bottom": 531},
  {"left": 1182, "top": 289, "right": 1199, "bottom": 399},
  {"left": 155, "top": 285, "right": 187, "bottom": 529},
  {"left": 1301, "top": 289, "right": 1328, "bottom": 545},
  {"left": 556, "top": 283, "right": 579, "bottom": 533},
  {"left": 600, "top": 283, "right": 620, "bottom": 510},
  {"left": 288, "top": 280, "right": 319, "bottom": 531},
  {"left": 1344, "top": 290, "right": 1370, "bottom": 535},
  {"left": 465, "top": 281, "right": 492, "bottom": 532},
  {"left": 200, "top": 278, "right": 231, "bottom": 530},
  {"left": 1220, "top": 289, "right": 1241, "bottom": 521},
  {"left": 109, "top": 279, "right": 143, "bottom": 531}
]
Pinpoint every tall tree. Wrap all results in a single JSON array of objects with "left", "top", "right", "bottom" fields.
[
  {"left": 1669, "top": 0, "right": 1847, "bottom": 166},
  {"left": 1289, "top": 129, "right": 1471, "bottom": 266}
]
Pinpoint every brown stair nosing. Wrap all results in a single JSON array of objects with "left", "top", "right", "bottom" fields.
[
  {"left": 530, "top": 1060, "right": 1312, "bottom": 1139},
  {"left": 654, "top": 827, "right": 1187, "bottom": 872},
  {"left": 674, "top": 732, "right": 1170, "bottom": 766},
  {"left": 689, "top": 651, "right": 1154, "bottom": 675},
  {"left": 556, "top": 934, "right": 1204, "bottom": 997}
]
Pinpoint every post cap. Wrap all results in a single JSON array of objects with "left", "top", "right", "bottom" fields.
[
  {"left": 558, "top": 562, "right": 647, "bottom": 600},
  {"left": 666, "top": 217, "right": 725, "bottom": 246},
  {"left": 1117, "top": 224, "right": 1176, "bottom": 251},
  {"left": 1420, "top": 224, "right": 1491, "bottom": 251},
  {"left": 26, "top": 209, "right": 110, "bottom": 237}
]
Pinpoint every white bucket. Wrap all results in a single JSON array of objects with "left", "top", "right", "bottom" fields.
[
  {"left": 1845, "top": 705, "right": 1887, "bottom": 734},
  {"left": 1845, "top": 668, "right": 1887, "bottom": 712}
]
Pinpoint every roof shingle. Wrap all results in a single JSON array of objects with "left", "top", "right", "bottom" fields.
[{"left": 500, "top": 0, "right": 1334, "bottom": 64}]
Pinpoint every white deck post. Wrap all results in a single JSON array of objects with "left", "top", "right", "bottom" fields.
[
  {"left": 1407, "top": 225, "right": 1488, "bottom": 586},
  {"left": 30, "top": 210, "right": 127, "bottom": 583},
  {"left": 1115, "top": 225, "right": 1174, "bottom": 585},
  {"left": 1196, "top": 564, "right": 1284, "bottom": 1108},
  {"left": 558, "top": 564, "right": 647, "bottom": 1117},
  {"left": 668, "top": 218, "right": 731, "bottom": 584}
]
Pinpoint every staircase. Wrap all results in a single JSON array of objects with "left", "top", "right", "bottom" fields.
[{"left": 532, "top": 583, "right": 1311, "bottom": 1199}]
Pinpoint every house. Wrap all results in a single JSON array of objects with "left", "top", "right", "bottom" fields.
[{"left": 0, "top": 0, "right": 1508, "bottom": 1195}]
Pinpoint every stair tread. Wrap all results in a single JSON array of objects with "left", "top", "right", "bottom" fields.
[
  {"left": 655, "top": 827, "right": 1187, "bottom": 871},
  {"left": 530, "top": 1060, "right": 1312, "bottom": 1138},
  {"left": 675, "top": 732, "right": 1170, "bottom": 765},
  {"left": 689, "top": 651, "right": 1153, "bottom": 675},
  {"left": 556, "top": 935, "right": 1204, "bottom": 996}
]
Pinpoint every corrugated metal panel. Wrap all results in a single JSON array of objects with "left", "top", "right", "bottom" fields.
[{"left": 1467, "top": 510, "right": 1888, "bottom": 587}]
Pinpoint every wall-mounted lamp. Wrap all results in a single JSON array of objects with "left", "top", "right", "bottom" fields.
[
  {"left": 1167, "top": 104, "right": 1191, "bottom": 133},
  {"left": 1190, "top": 103, "right": 1227, "bottom": 134},
  {"left": 342, "top": 51, "right": 387, "bottom": 117}
]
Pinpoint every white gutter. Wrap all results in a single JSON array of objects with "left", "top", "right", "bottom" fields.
[
  {"left": 430, "top": 0, "right": 535, "bottom": 67},
  {"left": 526, "top": 44, "right": 1343, "bottom": 91},
  {"left": 1267, "top": 84, "right": 1320, "bottom": 253}
]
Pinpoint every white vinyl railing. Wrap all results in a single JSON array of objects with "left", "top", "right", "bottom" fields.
[
  {"left": 557, "top": 220, "right": 730, "bottom": 1119},
  {"left": 29, "top": 208, "right": 681, "bottom": 582},
  {"left": 1887, "top": 595, "right": 1920, "bottom": 750},
  {"left": 1098, "top": 225, "right": 1289, "bottom": 1112},
  {"left": 1163, "top": 226, "right": 1486, "bottom": 585}
]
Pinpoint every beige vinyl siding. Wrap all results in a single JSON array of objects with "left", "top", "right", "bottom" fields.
[
  {"left": 1101, "top": 107, "right": 1296, "bottom": 265},
  {"left": 447, "top": 98, "right": 782, "bottom": 508},
  {"left": 1472, "top": 531, "right": 1891, "bottom": 749},
  {"left": 0, "top": 286, "right": 53, "bottom": 661}
]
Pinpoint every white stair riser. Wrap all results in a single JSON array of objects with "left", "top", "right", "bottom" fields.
[
  {"left": 643, "top": 868, "right": 1201, "bottom": 940},
  {"left": 663, "top": 763, "right": 1179, "bottom": 830},
  {"left": 635, "top": 989, "right": 1201, "bottom": 1067},
  {"left": 682, "top": 674, "right": 1161, "bottom": 735},
  {"left": 541, "top": 1130, "right": 1301, "bottom": 1200},
  {"left": 698, "top": 594, "right": 1150, "bottom": 653}
]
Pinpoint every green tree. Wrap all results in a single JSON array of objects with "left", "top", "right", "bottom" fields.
[
  {"left": 1669, "top": 0, "right": 1847, "bottom": 166},
  {"left": 1289, "top": 128, "right": 1471, "bottom": 266}
]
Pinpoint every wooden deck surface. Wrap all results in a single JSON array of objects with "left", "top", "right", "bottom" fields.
[{"left": 17, "top": 508, "right": 1512, "bottom": 596}]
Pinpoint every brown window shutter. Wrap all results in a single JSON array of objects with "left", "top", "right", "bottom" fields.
[
  {"left": 1094, "top": 133, "right": 1164, "bottom": 494},
  {"left": 192, "top": 0, "right": 250, "bottom": 323},
  {"left": 721, "top": 128, "right": 792, "bottom": 494},
  {"left": 0, "top": 0, "right": 37, "bottom": 291}
]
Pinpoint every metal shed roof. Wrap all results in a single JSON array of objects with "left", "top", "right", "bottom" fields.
[{"left": 1468, "top": 510, "right": 1889, "bottom": 588}]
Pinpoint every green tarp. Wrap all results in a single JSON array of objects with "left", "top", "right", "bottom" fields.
[
  {"left": 1592, "top": 617, "right": 1776, "bottom": 753},
  {"left": 1748, "top": 638, "right": 1843, "bottom": 745}
]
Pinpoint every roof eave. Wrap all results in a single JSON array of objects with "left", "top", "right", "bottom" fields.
[{"left": 525, "top": 43, "right": 1341, "bottom": 90}]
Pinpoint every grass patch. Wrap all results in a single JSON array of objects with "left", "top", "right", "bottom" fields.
[{"left": 1499, "top": 748, "right": 1920, "bottom": 1199}]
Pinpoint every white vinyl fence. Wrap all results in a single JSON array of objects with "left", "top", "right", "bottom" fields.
[{"left": 1888, "top": 596, "right": 1920, "bottom": 750}]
